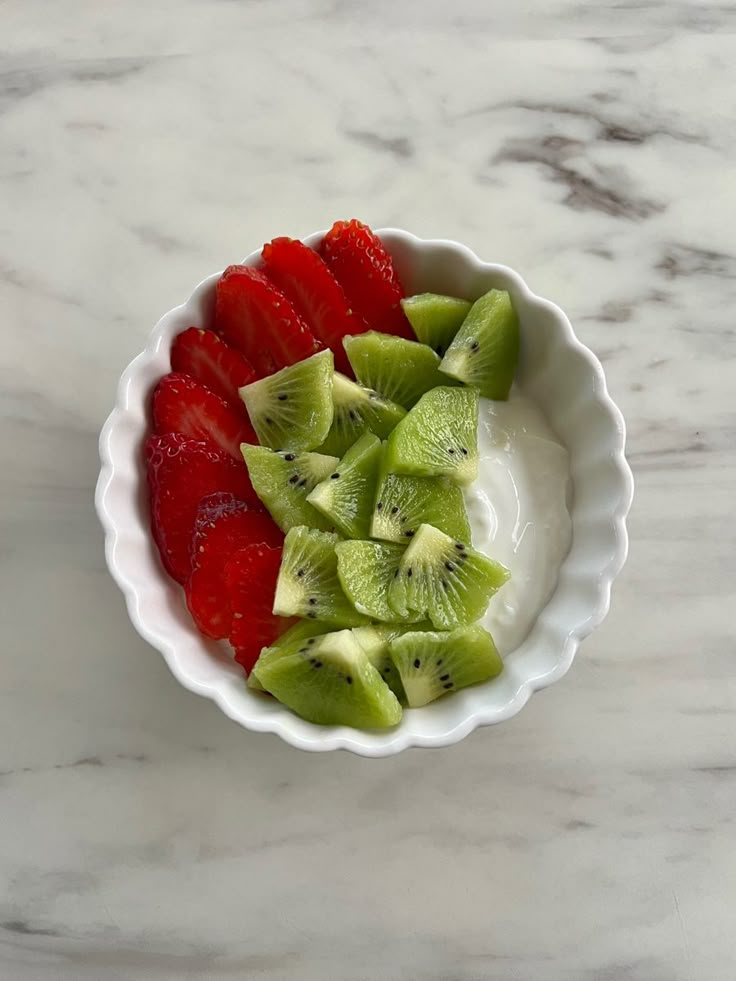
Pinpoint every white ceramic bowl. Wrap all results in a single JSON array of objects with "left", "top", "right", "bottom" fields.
[{"left": 96, "top": 228, "right": 633, "bottom": 756}]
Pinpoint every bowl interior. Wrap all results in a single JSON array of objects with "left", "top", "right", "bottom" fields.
[{"left": 98, "top": 229, "right": 631, "bottom": 755}]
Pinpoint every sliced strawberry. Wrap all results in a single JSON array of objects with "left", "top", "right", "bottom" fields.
[
  {"left": 185, "top": 493, "right": 283, "bottom": 639},
  {"left": 152, "top": 372, "right": 256, "bottom": 460},
  {"left": 225, "top": 544, "right": 296, "bottom": 674},
  {"left": 261, "top": 237, "right": 368, "bottom": 375},
  {"left": 145, "top": 433, "right": 259, "bottom": 584},
  {"left": 319, "top": 219, "right": 413, "bottom": 339},
  {"left": 171, "top": 327, "right": 256, "bottom": 409},
  {"left": 215, "top": 265, "right": 323, "bottom": 376}
]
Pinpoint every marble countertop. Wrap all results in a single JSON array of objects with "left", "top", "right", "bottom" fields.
[{"left": 2, "top": 2, "right": 735, "bottom": 978}]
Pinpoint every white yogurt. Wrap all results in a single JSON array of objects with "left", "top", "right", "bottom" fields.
[{"left": 464, "top": 391, "right": 572, "bottom": 656}]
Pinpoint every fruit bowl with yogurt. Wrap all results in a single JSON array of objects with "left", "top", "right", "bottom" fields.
[{"left": 96, "top": 222, "right": 633, "bottom": 755}]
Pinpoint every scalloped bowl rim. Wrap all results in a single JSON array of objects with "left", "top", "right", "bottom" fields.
[{"left": 95, "top": 228, "right": 634, "bottom": 756}]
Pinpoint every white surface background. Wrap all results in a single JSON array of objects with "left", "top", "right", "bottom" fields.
[{"left": 2, "top": 2, "right": 735, "bottom": 978}]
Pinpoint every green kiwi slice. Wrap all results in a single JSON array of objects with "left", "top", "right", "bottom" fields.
[
  {"left": 352, "top": 623, "right": 435, "bottom": 704},
  {"left": 247, "top": 620, "right": 339, "bottom": 692},
  {"left": 269, "top": 618, "right": 338, "bottom": 651},
  {"left": 306, "top": 433, "right": 382, "bottom": 539},
  {"left": 439, "top": 289, "right": 519, "bottom": 400},
  {"left": 388, "top": 624, "right": 503, "bottom": 707},
  {"left": 335, "top": 540, "right": 423, "bottom": 624},
  {"left": 388, "top": 523, "right": 510, "bottom": 628},
  {"left": 273, "top": 526, "right": 368, "bottom": 627},
  {"left": 372, "top": 461, "right": 471, "bottom": 545},
  {"left": 239, "top": 349, "right": 334, "bottom": 450},
  {"left": 343, "top": 332, "right": 453, "bottom": 409},
  {"left": 253, "top": 629, "right": 403, "bottom": 729},
  {"left": 317, "top": 372, "right": 406, "bottom": 458},
  {"left": 400, "top": 293, "right": 472, "bottom": 356},
  {"left": 385, "top": 386, "right": 479, "bottom": 485},
  {"left": 351, "top": 625, "right": 406, "bottom": 702},
  {"left": 241, "top": 444, "right": 339, "bottom": 532}
]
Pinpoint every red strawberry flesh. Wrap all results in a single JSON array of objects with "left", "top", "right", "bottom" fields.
[
  {"left": 319, "top": 219, "right": 413, "bottom": 339},
  {"left": 215, "top": 265, "right": 323, "bottom": 376},
  {"left": 261, "top": 237, "right": 368, "bottom": 375},
  {"left": 152, "top": 372, "right": 256, "bottom": 461},
  {"left": 225, "top": 545, "right": 296, "bottom": 674},
  {"left": 186, "top": 493, "right": 283, "bottom": 639},
  {"left": 171, "top": 327, "right": 256, "bottom": 409},
  {"left": 145, "top": 432, "right": 259, "bottom": 584}
]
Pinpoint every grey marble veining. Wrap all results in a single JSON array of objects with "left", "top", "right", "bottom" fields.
[{"left": 1, "top": 2, "right": 735, "bottom": 979}]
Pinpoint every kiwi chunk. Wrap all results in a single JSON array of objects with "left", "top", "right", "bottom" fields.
[
  {"left": 273, "top": 526, "right": 368, "bottom": 627},
  {"left": 343, "top": 332, "right": 454, "bottom": 409},
  {"left": 336, "top": 540, "right": 422, "bottom": 624},
  {"left": 388, "top": 523, "right": 510, "bottom": 628},
  {"left": 401, "top": 293, "right": 472, "bottom": 356},
  {"left": 439, "top": 290, "right": 519, "bottom": 400},
  {"left": 317, "top": 372, "right": 406, "bottom": 458},
  {"left": 352, "top": 623, "right": 434, "bottom": 704},
  {"left": 241, "top": 444, "right": 339, "bottom": 532},
  {"left": 253, "top": 629, "right": 403, "bottom": 728},
  {"left": 372, "top": 464, "right": 470, "bottom": 545},
  {"left": 247, "top": 620, "right": 339, "bottom": 692},
  {"left": 385, "top": 386, "right": 479, "bottom": 485},
  {"left": 307, "top": 433, "right": 382, "bottom": 539},
  {"left": 239, "top": 349, "right": 334, "bottom": 450},
  {"left": 351, "top": 625, "right": 410, "bottom": 702},
  {"left": 389, "top": 624, "right": 503, "bottom": 707},
  {"left": 269, "top": 618, "right": 338, "bottom": 651}
]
